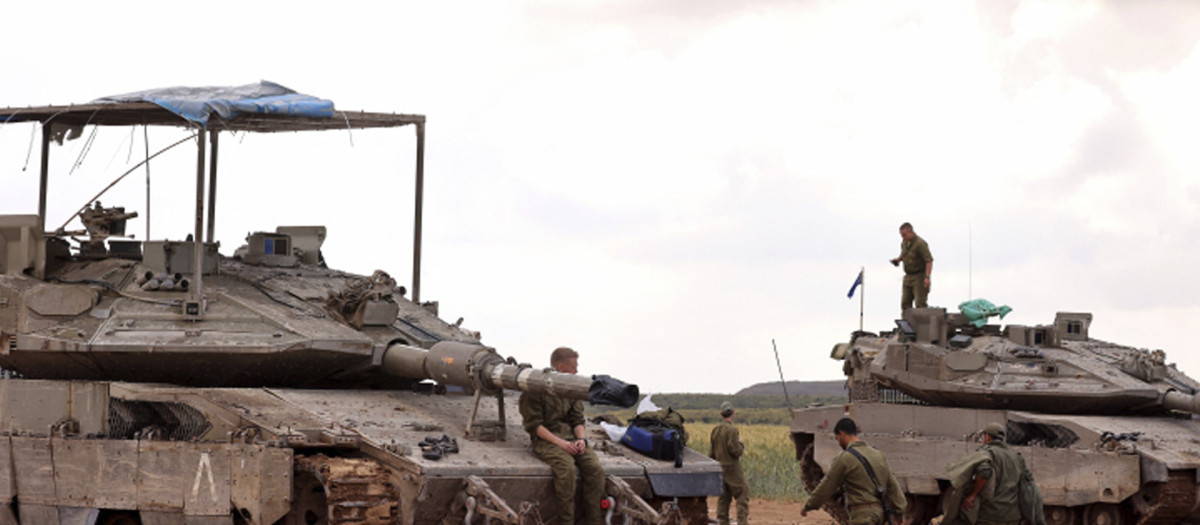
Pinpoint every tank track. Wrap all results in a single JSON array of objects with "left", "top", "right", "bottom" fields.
[
  {"left": 1131, "top": 471, "right": 1200, "bottom": 525},
  {"left": 296, "top": 454, "right": 400, "bottom": 525},
  {"left": 799, "top": 443, "right": 850, "bottom": 525},
  {"left": 670, "top": 496, "right": 709, "bottom": 525}
]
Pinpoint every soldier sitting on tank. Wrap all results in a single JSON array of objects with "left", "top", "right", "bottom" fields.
[{"left": 519, "top": 347, "right": 605, "bottom": 525}]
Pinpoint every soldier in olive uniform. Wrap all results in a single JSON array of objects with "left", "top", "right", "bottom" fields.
[
  {"left": 710, "top": 401, "right": 749, "bottom": 525},
  {"left": 960, "top": 423, "right": 1023, "bottom": 525},
  {"left": 519, "top": 347, "right": 605, "bottom": 525},
  {"left": 890, "top": 222, "right": 933, "bottom": 313},
  {"left": 801, "top": 418, "right": 905, "bottom": 525}
]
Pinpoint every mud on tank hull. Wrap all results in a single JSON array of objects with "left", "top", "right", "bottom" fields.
[
  {"left": 0, "top": 379, "right": 721, "bottom": 525},
  {"left": 791, "top": 403, "right": 1200, "bottom": 525}
]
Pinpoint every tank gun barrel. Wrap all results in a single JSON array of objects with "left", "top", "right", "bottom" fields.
[
  {"left": 382, "top": 342, "right": 638, "bottom": 407},
  {"left": 1162, "top": 390, "right": 1200, "bottom": 414}
]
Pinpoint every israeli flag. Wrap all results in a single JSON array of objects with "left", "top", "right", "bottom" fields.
[{"left": 847, "top": 270, "right": 863, "bottom": 299}]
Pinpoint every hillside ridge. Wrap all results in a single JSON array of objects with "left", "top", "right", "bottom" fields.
[{"left": 736, "top": 379, "right": 845, "bottom": 397}]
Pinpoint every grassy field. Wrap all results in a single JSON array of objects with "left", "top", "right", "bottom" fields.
[
  {"left": 589, "top": 393, "right": 844, "bottom": 425},
  {"left": 585, "top": 390, "right": 843, "bottom": 502},
  {"left": 686, "top": 423, "right": 805, "bottom": 502}
]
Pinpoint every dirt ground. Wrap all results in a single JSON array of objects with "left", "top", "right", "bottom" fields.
[{"left": 706, "top": 497, "right": 836, "bottom": 525}]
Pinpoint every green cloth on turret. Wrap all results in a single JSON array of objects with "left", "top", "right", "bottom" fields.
[{"left": 958, "top": 299, "right": 1013, "bottom": 328}]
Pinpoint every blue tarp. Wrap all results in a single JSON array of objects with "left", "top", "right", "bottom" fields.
[{"left": 96, "top": 81, "right": 334, "bottom": 126}]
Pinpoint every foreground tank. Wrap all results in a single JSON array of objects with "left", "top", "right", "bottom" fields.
[
  {"left": 0, "top": 90, "right": 721, "bottom": 525},
  {"left": 791, "top": 307, "right": 1200, "bottom": 525}
]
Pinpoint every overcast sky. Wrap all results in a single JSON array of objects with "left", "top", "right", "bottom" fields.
[{"left": 3, "top": 1, "right": 1200, "bottom": 394}]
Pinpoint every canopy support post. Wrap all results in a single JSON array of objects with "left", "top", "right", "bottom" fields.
[
  {"left": 412, "top": 121, "right": 425, "bottom": 303},
  {"left": 206, "top": 130, "right": 219, "bottom": 244},
  {"left": 38, "top": 123, "right": 51, "bottom": 233},
  {"left": 144, "top": 125, "right": 152, "bottom": 240},
  {"left": 189, "top": 128, "right": 206, "bottom": 318}
]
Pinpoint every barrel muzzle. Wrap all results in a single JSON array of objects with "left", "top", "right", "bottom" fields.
[{"left": 1162, "top": 390, "right": 1200, "bottom": 414}]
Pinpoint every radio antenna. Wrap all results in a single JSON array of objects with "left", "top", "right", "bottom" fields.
[{"left": 772, "top": 339, "right": 792, "bottom": 410}]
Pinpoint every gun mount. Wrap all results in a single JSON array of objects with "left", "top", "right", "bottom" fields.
[{"left": 51, "top": 201, "right": 140, "bottom": 257}]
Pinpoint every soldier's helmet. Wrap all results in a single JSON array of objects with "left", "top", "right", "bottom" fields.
[{"left": 983, "top": 422, "right": 1005, "bottom": 439}]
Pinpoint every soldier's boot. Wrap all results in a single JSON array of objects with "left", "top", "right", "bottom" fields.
[
  {"left": 717, "top": 492, "right": 732, "bottom": 525},
  {"left": 736, "top": 501, "right": 749, "bottom": 525}
]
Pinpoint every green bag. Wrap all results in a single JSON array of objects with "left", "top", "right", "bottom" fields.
[
  {"left": 628, "top": 407, "right": 689, "bottom": 444},
  {"left": 1016, "top": 453, "right": 1046, "bottom": 525}
]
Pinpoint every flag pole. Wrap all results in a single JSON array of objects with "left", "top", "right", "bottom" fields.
[{"left": 859, "top": 266, "right": 864, "bottom": 332}]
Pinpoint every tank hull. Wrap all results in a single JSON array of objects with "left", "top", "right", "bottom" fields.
[
  {"left": 0, "top": 378, "right": 721, "bottom": 524},
  {"left": 792, "top": 403, "right": 1200, "bottom": 525}
]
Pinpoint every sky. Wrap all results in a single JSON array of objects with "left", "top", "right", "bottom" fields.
[{"left": 2, "top": 1, "right": 1200, "bottom": 394}]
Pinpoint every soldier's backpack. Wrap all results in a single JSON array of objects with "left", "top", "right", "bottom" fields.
[
  {"left": 628, "top": 408, "right": 688, "bottom": 443},
  {"left": 620, "top": 408, "right": 688, "bottom": 464},
  {"left": 1015, "top": 452, "right": 1046, "bottom": 525}
]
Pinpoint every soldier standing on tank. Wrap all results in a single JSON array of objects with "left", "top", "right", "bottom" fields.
[
  {"left": 710, "top": 401, "right": 749, "bottom": 525},
  {"left": 519, "top": 347, "right": 606, "bottom": 525},
  {"left": 801, "top": 418, "right": 906, "bottom": 525},
  {"left": 890, "top": 222, "right": 933, "bottom": 313},
  {"left": 959, "top": 423, "right": 1023, "bottom": 525}
]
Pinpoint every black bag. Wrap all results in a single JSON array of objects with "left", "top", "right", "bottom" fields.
[{"left": 588, "top": 375, "right": 640, "bottom": 408}]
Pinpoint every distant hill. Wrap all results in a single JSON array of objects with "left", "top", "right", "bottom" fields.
[
  {"left": 737, "top": 379, "right": 846, "bottom": 397},
  {"left": 587, "top": 380, "right": 847, "bottom": 425}
]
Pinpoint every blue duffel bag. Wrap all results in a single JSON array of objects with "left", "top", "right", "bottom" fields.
[{"left": 620, "top": 422, "right": 683, "bottom": 464}]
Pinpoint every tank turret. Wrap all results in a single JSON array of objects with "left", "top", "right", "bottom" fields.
[{"left": 831, "top": 308, "right": 1200, "bottom": 415}]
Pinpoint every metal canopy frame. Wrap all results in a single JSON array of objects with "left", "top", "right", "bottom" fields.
[{"left": 0, "top": 101, "right": 429, "bottom": 307}]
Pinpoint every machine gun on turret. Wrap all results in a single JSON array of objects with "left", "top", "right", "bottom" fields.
[{"left": 57, "top": 201, "right": 139, "bottom": 257}]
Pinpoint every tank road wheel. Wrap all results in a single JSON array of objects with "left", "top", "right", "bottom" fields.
[
  {"left": 1045, "top": 505, "right": 1082, "bottom": 525},
  {"left": 287, "top": 471, "right": 330, "bottom": 525},
  {"left": 660, "top": 496, "right": 708, "bottom": 525},
  {"left": 1084, "top": 503, "right": 1126, "bottom": 525},
  {"left": 800, "top": 443, "right": 850, "bottom": 525}
]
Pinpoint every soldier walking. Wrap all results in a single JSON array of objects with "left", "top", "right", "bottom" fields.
[
  {"left": 710, "top": 401, "right": 749, "bottom": 525},
  {"left": 801, "top": 418, "right": 906, "bottom": 525},
  {"left": 519, "top": 347, "right": 606, "bottom": 525}
]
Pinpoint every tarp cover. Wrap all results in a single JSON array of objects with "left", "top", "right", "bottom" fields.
[
  {"left": 95, "top": 81, "right": 334, "bottom": 126},
  {"left": 958, "top": 298, "right": 1013, "bottom": 328},
  {"left": 588, "top": 375, "right": 640, "bottom": 408}
]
